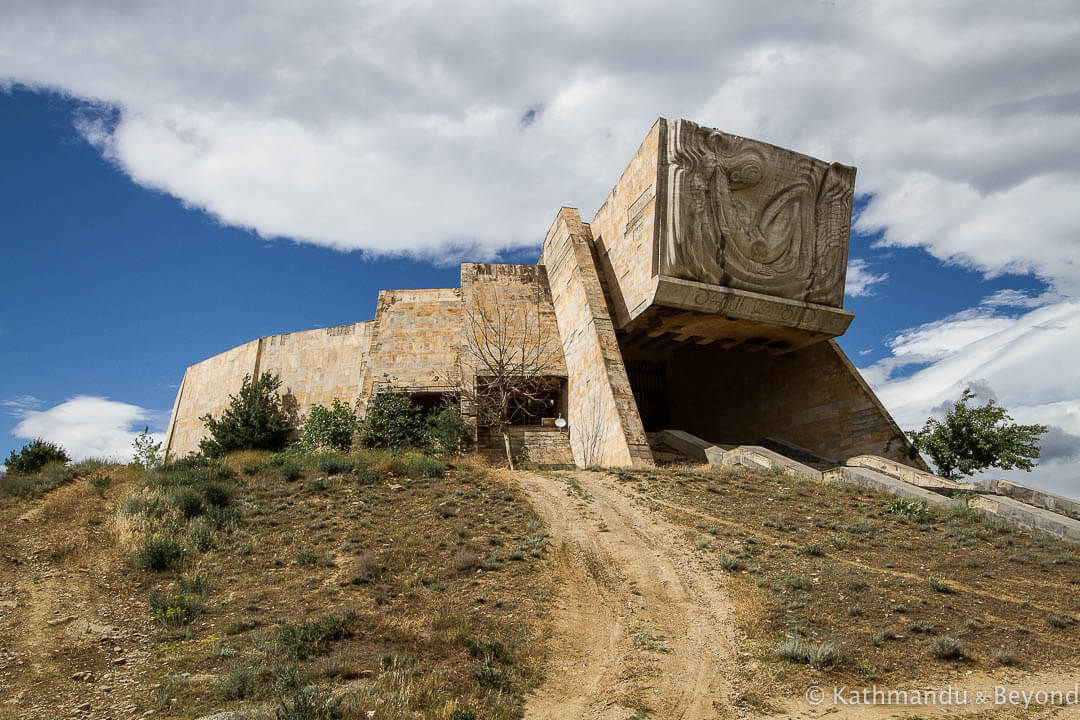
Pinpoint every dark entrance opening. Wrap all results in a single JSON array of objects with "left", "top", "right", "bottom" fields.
[{"left": 625, "top": 358, "right": 669, "bottom": 432}]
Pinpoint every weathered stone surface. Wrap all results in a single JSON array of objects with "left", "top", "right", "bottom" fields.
[
  {"left": 968, "top": 494, "right": 1080, "bottom": 544},
  {"left": 657, "top": 429, "right": 727, "bottom": 464},
  {"left": 976, "top": 478, "right": 1080, "bottom": 521},
  {"left": 824, "top": 466, "right": 965, "bottom": 509},
  {"left": 722, "top": 445, "right": 823, "bottom": 481},
  {"left": 660, "top": 119, "right": 854, "bottom": 307},
  {"left": 847, "top": 455, "right": 959, "bottom": 490},
  {"left": 540, "top": 208, "right": 652, "bottom": 467}
]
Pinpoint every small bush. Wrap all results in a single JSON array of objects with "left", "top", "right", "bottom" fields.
[
  {"left": 404, "top": 453, "right": 446, "bottom": 479},
  {"left": 453, "top": 548, "right": 481, "bottom": 573},
  {"left": 172, "top": 487, "right": 205, "bottom": 518},
  {"left": 149, "top": 590, "right": 204, "bottom": 629},
  {"left": 4, "top": 438, "right": 69, "bottom": 475},
  {"left": 355, "top": 469, "right": 380, "bottom": 485},
  {"left": 316, "top": 454, "right": 353, "bottom": 476},
  {"left": 928, "top": 575, "right": 955, "bottom": 593},
  {"left": 1047, "top": 613, "right": 1076, "bottom": 629},
  {"left": 89, "top": 473, "right": 112, "bottom": 497},
  {"left": 136, "top": 536, "right": 185, "bottom": 572},
  {"left": 188, "top": 517, "right": 215, "bottom": 551},
  {"left": 202, "top": 481, "right": 232, "bottom": 507},
  {"left": 199, "top": 372, "right": 294, "bottom": 457},
  {"left": 216, "top": 664, "right": 260, "bottom": 700},
  {"left": 279, "top": 610, "right": 357, "bottom": 660},
  {"left": 796, "top": 544, "right": 826, "bottom": 557},
  {"left": 301, "top": 399, "right": 359, "bottom": 452},
  {"left": 718, "top": 554, "right": 745, "bottom": 572},
  {"left": 280, "top": 460, "right": 304, "bottom": 482},
  {"left": 363, "top": 392, "right": 427, "bottom": 449},
  {"left": 929, "top": 635, "right": 963, "bottom": 659},
  {"left": 276, "top": 685, "right": 340, "bottom": 720},
  {"left": 890, "top": 498, "right": 930, "bottom": 522},
  {"left": 776, "top": 638, "right": 840, "bottom": 668},
  {"left": 426, "top": 406, "right": 468, "bottom": 455},
  {"left": 472, "top": 663, "right": 511, "bottom": 689}
]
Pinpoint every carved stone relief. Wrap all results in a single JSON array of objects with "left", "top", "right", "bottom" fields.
[{"left": 660, "top": 119, "right": 855, "bottom": 307}]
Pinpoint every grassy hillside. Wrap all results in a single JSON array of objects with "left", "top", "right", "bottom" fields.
[
  {"left": 610, "top": 463, "right": 1080, "bottom": 712},
  {"left": 0, "top": 449, "right": 553, "bottom": 719}
]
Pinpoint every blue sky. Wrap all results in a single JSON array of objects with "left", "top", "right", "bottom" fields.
[{"left": 1, "top": 2, "right": 1077, "bottom": 494}]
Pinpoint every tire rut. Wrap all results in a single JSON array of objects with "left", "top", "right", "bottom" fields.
[{"left": 513, "top": 470, "right": 736, "bottom": 720}]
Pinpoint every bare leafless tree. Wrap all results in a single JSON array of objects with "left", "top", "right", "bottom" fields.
[{"left": 454, "top": 284, "right": 560, "bottom": 469}]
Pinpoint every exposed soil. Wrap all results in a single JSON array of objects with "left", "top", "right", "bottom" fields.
[{"left": 514, "top": 469, "right": 736, "bottom": 719}]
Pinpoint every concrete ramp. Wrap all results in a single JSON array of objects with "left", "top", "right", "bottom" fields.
[
  {"left": 656, "top": 429, "right": 821, "bottom": 481},
  {"left": 824, "top": 466, "right": 965, "bottom": 509},
  {"left": 976, "top": 478, "right": 1080, "bottom": 521},
  {"left": 969, "top": 494, "right": 1080, "bottom": 544},
  {"left": 846, "top": 454, "right": 974, "bottom": 491}
]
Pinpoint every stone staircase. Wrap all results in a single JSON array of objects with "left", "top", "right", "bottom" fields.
[{"left": 654, "top": 429, "right": 1080, "bottom": 545}]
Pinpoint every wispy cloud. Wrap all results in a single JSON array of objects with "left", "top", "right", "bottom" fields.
[
  {"left": 10, "top": 396, "right": 166, "bottom": 462},
  {"left": 845, "top": 258, "right": 888, "bottom": 297}
]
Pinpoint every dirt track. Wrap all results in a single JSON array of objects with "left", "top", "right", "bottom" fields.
[{"left": 513, "top": 470, "right": 737, "bottom": 720}]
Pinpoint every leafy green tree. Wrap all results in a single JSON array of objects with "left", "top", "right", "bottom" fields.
[
  {"left": 4, "top": 438, "right": 69, "bottom": 475},
  {"left": 907, "top": 388, "right": 1047, "bottom": 480},
  {"left": 300, "top": 399, "right": 359, "bottom": 451},
  {"left": 199, "top": 372, "right": 293, "bottom": 457},
  {"left": 132, "top": 426, "right": 163, "bottom": 469},
  {"left": 362, "top": 392, "right": 427, "bottom": 449}
]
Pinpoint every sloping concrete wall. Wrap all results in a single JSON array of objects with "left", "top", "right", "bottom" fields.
[
  {"left": 540, "top": 208, "right": 652, "bottom": 467},
  {"left": 663, "top": 338, "right": 915, "bottom": 464}
]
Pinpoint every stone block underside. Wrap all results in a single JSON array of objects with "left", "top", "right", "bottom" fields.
[{"left": 622, "top": 276, "right": 853, "bottom": 354}]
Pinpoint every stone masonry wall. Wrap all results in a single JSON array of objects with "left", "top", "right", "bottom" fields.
[
  {"left": 541, "top": 208, "right": 652, "bottom": 467},
  {"left": 589, "top": 119, "right": 662, "bottom": 328},
  {"left": 358, "top": 288, "right": 464, "bottom": 412},
  {"left": 665, "top": 339, "right": 912, "bottom": 462},
  {"left": 164, "top": 322, "right": 373, "bottom": 458}
]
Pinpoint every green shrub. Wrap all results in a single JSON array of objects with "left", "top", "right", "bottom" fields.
[
  {"left": 278, "top": 610, "right": 357, "bottom": 660},
  {"left": 89, "top": 473, "right": 112, "bottom": 497},
  {"left": 929, "top": 635, "right": 963, "bottom": 659},
  {"left": 5, "top": 438, "right": 69, "bottom": 475},
  {"left": 928, "top": 575, "right": 955, "bottom": 593},
  {"left": 172, "top": 487, "right": 205, "bottom": 518},
  {"left": 149, "top": 590, "right": 204, "bottom": 629},
  {"left": 280, "top": 460, "right": 304, "bottom": 482},
  {"left": 276, "top": 685, "right": 339, "bottom": 720},
  {"left": 404, "top": 452, "right": 446, "bottom": 479},
  {"left": 776, "top": 638, "right": 840, "bottom": 668},
  {"left": 1, "top": 461, "right": 77, "bottom": 497},
  {"left": 316, "top": 454, "right": 353, "bottom": 476},
  {"left": 300, "top": 399, "right": 359, "bottom": 452},
  {"left": 217, "top": 664, "right": 260, "bottom": 700},
  {"left": 355, "top": 469, "right": 380, "bottom": 485},
  {"left": 426, "top": 406, "right": 468, "bottom": 455},
  {"left": 889, "top": 498, "right": 930, "bottom": 522},
  {"left": 202, "top": 482, "right": 232, "bottom": 507},
  {"left": 199, "top": 372, "right": 294, "bottom": 457},
  {"left": 131, "top": 426, "right": 163, "bottom": 469},
  {"left": 136, "top": 536, "right": 185, "bottom": 571},
  {"left": 363, "top": 392, "right": 427, "bottom": 449}
]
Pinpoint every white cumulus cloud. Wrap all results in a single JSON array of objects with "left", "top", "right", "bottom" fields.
[
  {"left": 861, "top": 298, "right": 1080, "bottom": 497},
  {"left": 0, "top": 0, "right": 1076, "bottom": 275},
  {"left": 10, "top": 396, "right": 166, "bottom": 463}
]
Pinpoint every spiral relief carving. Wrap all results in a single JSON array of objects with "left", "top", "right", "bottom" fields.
[{"left": 661, "top": 119, "right": 855, "bottom": 307}]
